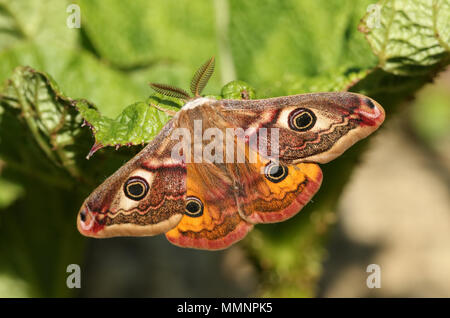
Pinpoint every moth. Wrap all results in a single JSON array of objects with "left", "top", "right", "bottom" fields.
[{"left": 77, "top": 57, "right": 385, "bottom": 250}]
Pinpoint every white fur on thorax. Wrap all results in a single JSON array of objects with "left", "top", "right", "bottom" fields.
[{"left": 181, "top": 97, "right": 214, "bottom": 110}]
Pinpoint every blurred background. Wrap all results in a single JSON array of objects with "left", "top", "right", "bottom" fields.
[{"left": 0, "top": 0, "right": 448, "bottom": 297}]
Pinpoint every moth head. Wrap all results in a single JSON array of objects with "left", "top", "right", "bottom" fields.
[
  {"left": 276, "top": 92, "right": 385, "bottom": 163},
  {"left": 77, "top": 164, "right": 184, "bottom": 238}
]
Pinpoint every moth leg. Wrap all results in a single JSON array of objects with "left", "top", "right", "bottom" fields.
[{"left": 149, "top": 103, "right": 178, "bottom": 117}]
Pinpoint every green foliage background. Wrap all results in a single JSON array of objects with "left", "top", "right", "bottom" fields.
[{"left": 0, "top": 0, "right": 448, "bottom": 297}]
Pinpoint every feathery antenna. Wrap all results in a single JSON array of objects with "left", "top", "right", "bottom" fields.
[
  {"left": 148, "top": 83, "right": 190, "bottom": 100},
  {"left": 149, "top": 57, "right": 215, "bottom": 100},
  {"left": 190, "top": 56, "right": 215, "bottom": 97}
]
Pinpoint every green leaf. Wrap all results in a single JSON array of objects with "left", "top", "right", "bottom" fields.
[
  {"left": 78, "top": 0, "right": 218, "bottom": 68},
  {"left": 77, "top": 0, "right": 223, "bottom": 99},
  {"left": 0, "top": 43, "right": 148, "bottom": 118},
  {"left": 0, "top": 177, "right": 23, "bottom": 210},
  {"left": 0, "top": 0, "right": 78, "bottom": 51},
  {"left": 0, "top": 66, "right": 88, "bottom": 180},
  {"left": 0, "top": 66, "right": 88, "bottom": 297},
  {"left": 74, "top": 95, "right": 180, "bottom": 157},
  {"left": 0, "top": 3, "right": 26, "bottom": 51},
  {"left": 359, "top": 0, "right": 450, "bottom": 75},
  {"left": 228, "top": 0, "right": 377, "bottom": 97},
  {"left": 0, "top": 65, "right": 140, "bottom": 297},
  {"left": 221, "top": 80, "right": 256, "bottom": 99}
]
